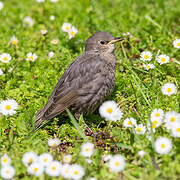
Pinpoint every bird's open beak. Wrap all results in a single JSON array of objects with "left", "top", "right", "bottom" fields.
[{"left": 106, "top": 37, "right": 124, "bottom": 45}]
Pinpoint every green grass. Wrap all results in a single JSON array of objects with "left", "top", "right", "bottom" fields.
[{"left": 0, "top": 0, "right": 180, "bottom": 179}]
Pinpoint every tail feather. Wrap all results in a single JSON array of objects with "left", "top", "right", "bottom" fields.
[{"left": 34, "top": 115, "right": 46, "bottom": 131}]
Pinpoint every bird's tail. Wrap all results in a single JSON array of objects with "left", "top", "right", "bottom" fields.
[{"left": 34, "top": 109, "right": 47, "bottom": 131}]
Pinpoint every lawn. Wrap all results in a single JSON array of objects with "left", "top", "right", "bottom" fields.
[{"left": 0, "top": 0, "right": 180, "bottom": 179}]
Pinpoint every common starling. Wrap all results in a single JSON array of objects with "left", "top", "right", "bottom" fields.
[{"left": 35, "top": 31, "right": 124, "bottom": 129}]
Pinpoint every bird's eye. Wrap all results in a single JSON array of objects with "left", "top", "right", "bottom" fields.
[{"left": 100, "top": 40, "right": 106, "bottom": 45}]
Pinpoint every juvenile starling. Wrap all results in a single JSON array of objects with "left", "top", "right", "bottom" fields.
[{"left": 35, "top": 31, "right": 124, "bottom": 129}]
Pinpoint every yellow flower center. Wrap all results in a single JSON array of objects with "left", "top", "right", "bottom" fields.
[
  {"left": 161, "top": 144, "right": 165, "bottom": 148},
  {"left": 6, "top": 170, "right": 9, "bottom": 174},
  {"left": 65, "top": 26, "right": 70, "bottom": 30},
  {"left": 12, "top": 40, "right": 17, "bottom": 45},
  {"left": 136, "top": 127, "right": 141, "bottom": 132},
  {"left": 34, "top": 167, "right": 38, "bottom": 172},
  {"left": 74, "top": 170, "right": 79, "bottom": 175},
  {"left": 52, "top": 166, "right": 56, "bottom": 170},
  {"left": 167, "top": 88, "right": 172, "bottom": 93},
  {"left": 29, "top": 158, "right": 33, "bottom": 163},
  {"left": 3, "top": 158, "right": 7, "bottom": 163},
  {"left": 128, "top": 121, "right": 132, "bottom": 125},
  {"left": 146, "top": 65, "right": 150, "bottom": 69},
  {"left": 52, "top": 143, "right": 57, "bottom": 146},
  {"left": 115, "top": 162, "right": 120, "bottom": 166},
  {"left": 5, "top": 105, "right": 11, "bottom": 110},
  {"left": 65, "top": 157, "right": 69, "bottom": 161},
  {"left": 44, "top": 158, "right": 47, "bottom": 162},
  {"left": 53, "top": 40, "right": 57, "bottom": 44},
  {"left": 144, "top": 55, "right": 149, "bottom": 59},
  {"left": 170, "top": 117, "right": 175, "bottom": 122},
  {"left": 153, "top": 120, "right": 158, "bottom": 125},
  {"left": 85, "top": 148, "right": 89, "bottom": 152},
  {"left": 29, "top": 56, "right": 34, "bottom": 60},
  {"left": 161, "top": 58, "right": 166, "bottom": 62},
  {"left": 152, "top": 124, "right": 156, "bottom": 129},
  {"left": 107, "top": 108, "right": 113, "bottom": 114},
  {"left": 176, "top": 128, "right": 180, "bottom": 132},
  {"left": 177, "top": 42, "right": 180, "bottom": 47},
  {"left": 155, "top": 113, "right": 160, "bottom": 117},
  {"left": 3, "top": 57, "right": 8, "bottom": 61},
  {"left": 70, "top": 31, "right": 75, "bottom": 36}
]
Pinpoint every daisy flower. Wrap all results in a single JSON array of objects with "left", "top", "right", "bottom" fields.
[
  {"left": 22, "top": 151, "right": 38, "bottom": 166},
  {"left": 27, "top": 162, "right": 44, "bottom": 177},
  {"left": 23, "top": 16, "right": 34, "bottom": 27},
  {"left": 50, "top": 15, "right": 55, "bottom": 21},
  {"left": 138, "top": 150, "right": 146, "bottom": 157},
  {"left": 50, "top": 0, "right": 58, "bottom": 2},
  {"left": 108, "top": 154, "right": 125, "bottom": 172},
  {"left": 156, "top": 54, "right": 170, "bottom": 65},
  {"left": 41, "top": 29, "right": 47, "bottom": 35},
  {"left": 99, "top": 100, "right": 123, "bottom": 122},
  {"left": 68, "top": 26, "right": 78, "bottom": 39},
  {"left": 0, "top": 99, "right": 18, "bottom": 116},
  {"left": 51, "top": 39, "right": 59, "bottom": 45},
  {"left": 164, "top": 111, "right": 180, "bottom": 130},
  {"left": 143, "top": 63, "right": 155, "bottom": 70},
  {"left": 151, "top": 108, "right": 164, "bottom": 120},
  {"left": 0, "top": 68, "right": 3, "bottom": 75},
  {"left": 85, "top": 158, "right": 92, "bottom": 164},
  {"left": 104, "top": 155, "right": 112, "bottom": 162},
  {"left": 147, "top": 121, "right": 156, "bottom": 132},
  {"left": 0, "top": 1, "right": 3, "bottom": 10},
  {"left": 0, "top": 53, "right": 12, "bottom": 63},
  {"left": 0, "top": 165, "right": 15, "bottom": 179},
  {"left": 1, "top": 154, "right": 11, "bottom": 166},
  {"left": 48, "top": 138, "right": 61, "bottom": 147},
  {"left": 154, "top": 137, "right": 172, "bottom": 154},
  {"left": 80, "top": 142, "right": 94, "bottom": 157},
  {"left": 123, "top": 32, "right": 131, "bottom": 36},
  {"left": 9, "top": 35, "right": 18, "bottom": 45},
  {"left": 48, "top": 51, "right": 54, "bottom": 58},
  {"left": 87, "top": 178, "right": 97, "bottom": 180},
  {"left": 26, "top": 52, "right": 38, "bottom": 62},
  {"left": 150, "top": 118, "right": 162, "bottom": 128},
  {"left": 134, "top": 124, "right": 146, "bottom": 135},
  {"left": 123, "top": 117, "right": 137, "bottom": 128},
  {"left": 70, "top": 164, "right": 85, "bottom": 180},
  {"left": 173, "top": 39, "right": 180, "bottom": 49},
  {"left": 140, "top": 51, "right": 152, "bottom": 61},
  {"left": 61, "top": 164, "right": 72, "bottom": 179},
  {"left": 39, "top": 153, "right": 53, "bottom": 167},
  {"left": 161, "top": 83, "right": 177, "bottom": 96},
  {"left": 36, "top": 0, "right": 45, "bottom": 2},
  {"left": 45, "top": 161, "right": 62, "bottom": 177},
  {"left": 63, "top": 154, "right": 72, "bottom": 163},
  {"left": 171, "top": 122, "right": 180, "bottom": 138},
  {"left": 62, "top": 23, "right": 72, "bottom": 32}
]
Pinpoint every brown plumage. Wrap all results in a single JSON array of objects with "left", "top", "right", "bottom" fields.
[{"left": 35, "top": 31, "right": 124, "bottom": 129}]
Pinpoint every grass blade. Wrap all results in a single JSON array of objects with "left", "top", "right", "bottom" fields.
[{"left": 66, "top": 109, "right": 87, "bottom": 141}]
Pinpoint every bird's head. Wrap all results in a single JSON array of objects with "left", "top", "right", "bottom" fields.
[{"left": 85, "top": 31, "right": 124, "bottom": 53}]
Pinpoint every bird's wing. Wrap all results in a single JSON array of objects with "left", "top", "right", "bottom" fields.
[{"left": 35, "top": 53, "right": 106, "bottom": 129}]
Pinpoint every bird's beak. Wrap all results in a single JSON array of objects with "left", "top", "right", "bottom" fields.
[{"left": 106, "top": 37, "right": 124, "bottom": 45}]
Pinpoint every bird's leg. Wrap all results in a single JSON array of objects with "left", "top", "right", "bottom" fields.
[
  {"left": 84, "top": 123, "right": 94, "bottom": 136},
  {"left": 74, "top": 113, "right": 81, "bottom": 120}
]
